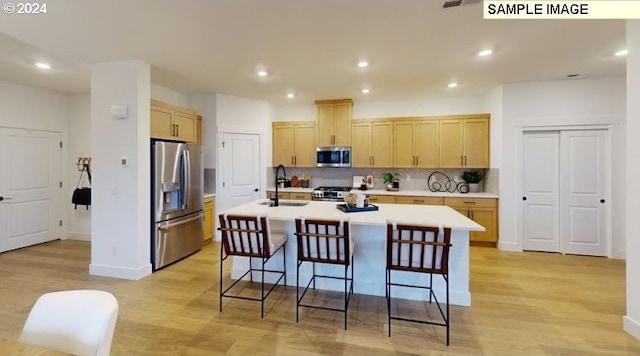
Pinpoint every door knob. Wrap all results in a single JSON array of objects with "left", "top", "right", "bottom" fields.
[
  {"left": 254, "top": 188, "right": 259, "bottom": 192},
  {"left": 600, "top": 199, "right": 605, "bottom": 203},
  {"left": 522, "top": 196, "right": 527, "bottom": 201},
  {"left": 0, "top": 196, "right": 12, "bottom": 201}
]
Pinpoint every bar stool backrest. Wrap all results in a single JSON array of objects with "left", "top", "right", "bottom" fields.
[
  {"left": 219, "top": 214, "right": 271, "bottom": 258},
  {"left": 386, "top": 222, "right": 451, "bottom": 274},
  {"left": 295, "top": 218, "right": 351, "bottom": 265}
]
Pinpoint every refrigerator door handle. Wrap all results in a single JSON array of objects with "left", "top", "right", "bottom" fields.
[
  {"left": 181, "top": 149, "right": 191, "bottom": 210},
  {"left": 158, "top": 213, "right": 203, "bottom": 230}
]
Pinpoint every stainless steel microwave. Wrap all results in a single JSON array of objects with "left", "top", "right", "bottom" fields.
[{"left": 316, "top": 146, "right": 351, "bottom": 167}]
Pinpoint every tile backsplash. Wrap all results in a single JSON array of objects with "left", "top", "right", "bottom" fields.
[
  {"left": 204, "top": 168, "right": 215, "bottom": 193},
  {"left": 267, "top": 167, "right": 499, "bottom": 194}
]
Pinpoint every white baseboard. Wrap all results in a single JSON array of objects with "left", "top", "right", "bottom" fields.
[
  {"left": 613, "top": 248, "right": 626, "bottom": 260},
  {"left": 65, "top": 232, "right": 91, "bottom": 241},
  {"left": 498, "top": 240, "right": 521, "bottom": 252},
  {"left": 89, "top": 262, "right": 152, "bottom": 280},
  {"left": 624, "top": 315, "right": 640, "bottom": 340}
]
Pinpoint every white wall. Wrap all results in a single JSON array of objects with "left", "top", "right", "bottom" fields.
[
  {"left": 90, "top": 60, "right": 151, "bottom": 280},
  {"left": 483, "top": 86, "right": 503, "bottom": 169},
  {"left": 498, "top": 77, "right": 626, "bottom": 257},
  {"left": 272, "top": 96, "right": 486, "bottom": 122},
  {"left": 189, "top": 94, "right": 218, "bottom": 169},
  {"left": 0, "top": 80, "right": 68, "bottom": 131},
  {"left": 215, "top": 94, "right": 273, "bottom": 212},
  {"left": 624, "top": 20, "right": 640, "bottom": 341},
  {"left": 66, "top": 94, "right": 91, "bottom": 240},
  {"left": 151, "top": 83, "right": 189, "bottom": 108}
]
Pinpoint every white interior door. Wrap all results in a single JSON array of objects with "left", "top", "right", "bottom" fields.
[
  {"left": 560, "top": 130, "right": 608, "bottom": 256},
  {"left": 0, "top": 128, "right": 63, "bottom": 253},
  {"left": 523, "top": 131, "right": 560, "bottom": 252},
  {"left": 220, "top": 133, "right": 260, "bottom": 212}
]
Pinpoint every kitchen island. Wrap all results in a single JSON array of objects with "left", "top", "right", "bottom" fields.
[{"left": 219, "top": 199, "right": 484, "bottom": 306}]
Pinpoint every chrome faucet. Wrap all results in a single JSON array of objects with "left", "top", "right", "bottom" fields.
[{"left": 273, "top": 164, "right": 286, "bottom": 207}]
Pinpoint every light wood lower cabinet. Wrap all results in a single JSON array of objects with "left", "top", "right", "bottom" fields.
[
  {"left": 444, "top": 197, "right": 498, "bottom": 243},
  {"left": 395, "top": 196, "right": 443, "bottom": 205},
  {"left": 267, "top": 191, "right": 312, "bottom": 200},
  {"left": 367, "top": 194, "right": 396, "bottom": 204},
  {"left": 203, "top": 196, "right": 215, "bottom": 242},
  {"left": 290, "top": 192, "right": 312, "bottom": 200}
]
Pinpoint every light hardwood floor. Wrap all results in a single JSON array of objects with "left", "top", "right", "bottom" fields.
[{"left": 0, "top": 240, "right": 637, "bottom": 355}]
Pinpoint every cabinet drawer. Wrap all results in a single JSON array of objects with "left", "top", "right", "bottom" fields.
[
  {"left": 267, "top": 192, "right": 290, "bottom": 199},
  {"left": 444, "top": 197, "right": 497, "bottom": 208},
  {"left": 290, "top": 192, "right": 312, "bottom": 200},
  {"left": 396, "top": 196, "right": 443, "bottom": 205},
  {"left": 367, "top": 194, "right": 396, "bottom": 204}
]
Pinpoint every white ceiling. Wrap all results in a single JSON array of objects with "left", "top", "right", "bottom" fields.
[{"left": 0, "top": 1, "right": 626, "bottom": 106}]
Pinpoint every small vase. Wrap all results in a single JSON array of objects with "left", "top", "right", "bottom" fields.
[{"left": 468, "top": 183, "right": 481, "bottom": 193}]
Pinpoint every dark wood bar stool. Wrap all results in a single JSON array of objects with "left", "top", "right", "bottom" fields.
[
  {"left": 218, "top": 214, "right": 287, "bottom": 318},
  {"left": 295, "top": 218, "right": 353, "bottom": 330},
  {"left": 386, "top": 221, "right": 452, "bottom": 345}
]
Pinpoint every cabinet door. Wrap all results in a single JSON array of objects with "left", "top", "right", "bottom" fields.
[
  {"left": 367, "top": 195, "right": 395, "bottom": 204},
  {"left": 294, "top": 123, "right": 316, "bottom": 167},
  {"left": 415, "top": 121, "right": 438, "bottom": 168},
  {"left": 150, "top": 106, "right": 174, "bottom": 140},
  {"left": 351, "top": 123, "right": 372, "bottom": 167},
  {"left": 174, "top": 111, "right": 197, "bottom": 143},
  {"left": 267, "top": 191, "right": 290, "bottom": 199},
  {"left": 273, "top": 124, "right": 295, "bottom": 166},
  {"left": 396, "top": 196, "right": 443, "bottom": 205},
  {"left": 316, "top": 105, "right": 333, "bottom": 146},
  {"left": 464, "top": 118, "right": 490, "bottom": 168},
  {"left": 203, "top": 198, "right": 214, "bottom": 240},
  {"left": 469, "top": 207, "right": 497, "bottom": 242},
  {"left": 372, "top": 122, "right": 393, "bottom": 167},
  {"left": 332, "top": 102, "right": 352, "bottom": 146},
  {"left": 290, "top": 192, "right": 312, "bottom": 200},
  {"left": 439, "top": 119, "right": 463, "bottom": 168},
  {"left": 393, "top": 121, "right": 415, "bottom": 168}
]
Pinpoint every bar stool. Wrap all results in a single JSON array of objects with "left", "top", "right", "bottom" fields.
[
  {"left": 386, "top": 221, "right": 452, "bottom": 345},
  {"left": 218, "top": 214, "right": 287, "bottom": 318},
  {"left": 295, "top": 218, "right": 353, "bottom": 330}
]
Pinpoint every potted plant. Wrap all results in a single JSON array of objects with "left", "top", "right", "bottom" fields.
[
  {"left": 382, "top": 172, "right": 400, "bottom": 190},
  {"left": 462, "top": 171, "right": 485, "bottom": 193}
]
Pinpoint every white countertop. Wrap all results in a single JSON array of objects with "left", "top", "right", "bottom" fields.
[
  {"left": 266, "top": 187, "right": 498, "bottom": 199},
  {"left": 219, "top": 199, "right": 485, "bottom": 231},
  {"left": 204, "top": 193, "right": 216, "bottom": 198}
]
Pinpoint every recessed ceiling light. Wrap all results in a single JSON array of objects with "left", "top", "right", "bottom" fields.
[
  {"left": 477, "top": 49, "right": 493, "bottom": 57},
  {"left": 448, "top": 82, "right": 458, "bottom": 88},
  {"left": 35, "top": 62, "right": 51, "bottom": 69},
  {"left": 286, "top": 93, "right": 295, "bottom": 99},
  {"left": 361, "top": 88, "right": 370, "bottom": 94},
  {"left": 357, "top": 61, "right": 369, "bottom": 68},
  {"left": 615, "top": 49, "right": 628, "bottom": 57},
  {"left": 257, "top": 70, "right": 269, "bottom": 77}
]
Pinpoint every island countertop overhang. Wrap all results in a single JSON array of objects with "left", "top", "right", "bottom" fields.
[{"left": 219, "top": 199, "right": 485, "bottom": 232}]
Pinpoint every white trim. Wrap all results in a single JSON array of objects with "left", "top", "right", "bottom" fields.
[
  {"left": 89, "top": 262, "right": 152, "bottom": 280},
  {"left": 497, "top": 240, "right": 520, "bottom": 252},
  {"left": 66, "top": 232, "right": 91, "bottom": 241},
  {"left": 624, "top": 315, "right": 640, "bottom": 341},
  {"left": 514, "top": 115, "right": 623, "bottom": 128}
]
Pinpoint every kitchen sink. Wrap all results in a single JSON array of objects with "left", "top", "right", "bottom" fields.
[{"left": 259, "top": 200, "right": 309, "bottom": 207}]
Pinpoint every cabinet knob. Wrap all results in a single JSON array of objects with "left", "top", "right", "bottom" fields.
[{"left": 522, "top": 196, "right": 527, "bottom": 201}]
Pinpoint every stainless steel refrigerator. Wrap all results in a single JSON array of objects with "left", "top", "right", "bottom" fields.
[{"left": 151, "top": 140, "right": 203, "bottom": 271}]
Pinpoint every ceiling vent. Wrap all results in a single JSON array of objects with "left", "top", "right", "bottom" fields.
[{"left": 443, "top": 0, "right": 481, "bottom": 9}]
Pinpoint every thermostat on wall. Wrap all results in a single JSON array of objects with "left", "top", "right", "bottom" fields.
[{"left": 110, "top": 105, "right": 128, "bottom": 120}]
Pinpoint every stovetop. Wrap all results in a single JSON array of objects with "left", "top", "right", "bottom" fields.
[
  {"left": 312, "top": 186, "right": 352, "bottom": 201},
  {"left": 313, "top": 186, "right": 352, "bottom": 192}
]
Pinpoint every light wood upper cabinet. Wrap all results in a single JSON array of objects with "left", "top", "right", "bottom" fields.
[
  {"left": 150, "top": 99, "right": 198, "bottom": 143},
  {"left": 272, "top": 122, "right": 316, "bottom": 167},
  {"left": 316, "top": 99, "right": 352, "bottom": 146},
  {"left": 394, "top": 120, "right": 438, "bottom": 168},
  {"left": 351, "top": 121, "right": 393, "bottom": 168},
  {"left": 439, "top": 116, "right": 489, "bottom": 168}
]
